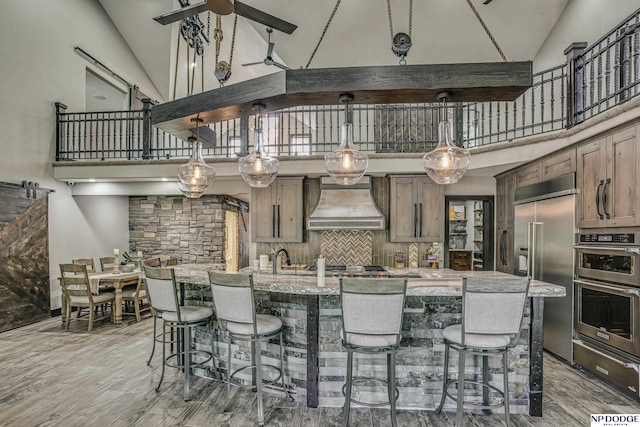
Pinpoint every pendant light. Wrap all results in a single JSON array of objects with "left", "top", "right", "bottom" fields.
[
  {"left": 423, "top": 92, "right": 470, "bottom": 184},
  {"left": 177, "top": 117, "right": 216, "bottom": 198},
  {"left": 324, "top": 94, "right": 368, "bottom": 185},
  {"left": 239, "top": 103, "right": 280, "bottom": 188}
]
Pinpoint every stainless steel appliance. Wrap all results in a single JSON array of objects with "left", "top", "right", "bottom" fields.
[
  {"left": 573, "top": 231, "right": 640, "bottom": 397},
  {"left": 575, "top": 233, "right": 639, "bottom": 286},
  {"left": 514, "top": 173, "right": 576, "bottom": 362}
]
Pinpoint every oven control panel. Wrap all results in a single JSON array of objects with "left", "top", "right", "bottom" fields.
[{"left": 579, "top": 233, "right": 636, "bottom": 244}]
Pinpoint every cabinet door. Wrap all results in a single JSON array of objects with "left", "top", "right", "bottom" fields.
[
  {"left": 607, "top": 126, "right": 639, "bottom": 227},
  {"left": 576, "top": 138, "right": 607, "bottom": 228},
  {"left": 389, "top": 176, "right": 418, "bottom": 242},
  {"left": 496, "top": 172, "right": 515, "bottom": 230},
  {"left": 496, "top": 227, "right": 514, "bottom": 274},
  {"left": 542, "top": 149, "right": 576, "bottom": 181},
  {"left": 276, "top": 178, "right": 304, "bottom": 242},
  {"left": 251, "top": 186, "right": 276, "bottom": 242},
  {"left": 416, "top": 177, "right": 444, "bottom": 242},
  {"left": 515, "top": 163, "right": 542, "bottom": 188}
]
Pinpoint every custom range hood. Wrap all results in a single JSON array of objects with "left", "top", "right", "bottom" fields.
[{"left": 307, "top": 177, "right": 385, "bottom": 230}]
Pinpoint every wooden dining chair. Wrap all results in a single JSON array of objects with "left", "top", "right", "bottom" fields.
[
  {"left": 100, "top": 256, "right": 117, "bottom": 272},
  {"left": 165, "top": 257, "right": 178, "bottom": 266},
  {"left": 59, "top": 263, "right": 115, "bottom": 332},
  {"left": 122, "top": 277, "right": 151, "bottom": 322},
  {"left": 72, "top": 258, "right": 96, "bottom": 274},
  {"left": 142, "top": 258, "right": 161, "bottom": 267}
]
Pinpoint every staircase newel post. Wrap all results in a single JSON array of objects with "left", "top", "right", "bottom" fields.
[
  {"left": 142, "top": 98, "right": 153, "bottom": 159},
  {"left": 564, "top": 42, "right": 588, "bottom": 128},
  {"left": 55, "top": 102, "right": 68, "bottom": 161}
]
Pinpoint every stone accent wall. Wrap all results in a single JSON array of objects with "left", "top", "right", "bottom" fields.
[
  {"left": 318, "top": 295, "right": 531, "bottom": 411},
  {"left": 129, "top": 195, "right": 230, "bottom": 264}
]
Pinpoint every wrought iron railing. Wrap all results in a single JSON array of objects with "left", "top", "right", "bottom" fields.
[
  {"left": 54, "top": 9, "right": 640, "bottom": 162},
  {"left": 572, "top": 9, "right": 640, "bottom": 125}
]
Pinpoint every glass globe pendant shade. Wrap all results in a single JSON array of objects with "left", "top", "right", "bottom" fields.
[
  {"left": 423, "top": 118, "right": 470, "bottom": 184},
  {"left": 324, "top": 122, "right": 368, "bottom": 185},
  {"left": 177, "top": 140, "right": 216, "bottom": 198},
  {"left": 239, "top": 127, "right": 280, "bottom": 188}
]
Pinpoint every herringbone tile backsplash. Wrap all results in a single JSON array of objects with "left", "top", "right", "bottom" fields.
[{"left": 320, "top": 230, "right": 372, "bottom": 265}]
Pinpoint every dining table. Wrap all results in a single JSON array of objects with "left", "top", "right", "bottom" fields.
[
  {"left": 90, "top": 271, "right": 141, "bottom": 324},
  {"left": 60, "top": 270, "right": 141, "bottom": 326}
]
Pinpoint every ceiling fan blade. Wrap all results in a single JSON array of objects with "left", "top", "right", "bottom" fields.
[
  {"left": 241, "top": 61, "right": 265, "bottom": 67},
  {"left": 234, "top": 1, "right": 297, "bottom": 34},
  {"left": 272, "top": 61, "right": 291, "bottom": 70},
  {"left": 153, "top": 1, "right": 209, "bottom": 25},
  {"left": 267, "top": 42, "right": 274, "bottom": 58}
]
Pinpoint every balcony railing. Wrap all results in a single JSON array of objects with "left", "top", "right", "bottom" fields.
[{"left": 55, "top": 8, "right": 640, "bottom": 162}]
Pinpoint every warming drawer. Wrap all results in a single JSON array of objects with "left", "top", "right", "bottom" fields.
[{"left": 573, "top": 339, "right": 640, "bottom": 398}]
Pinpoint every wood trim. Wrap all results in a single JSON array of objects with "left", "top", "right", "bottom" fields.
[{"left": 153, "top": 62, "right": 533, "bottom": 140}]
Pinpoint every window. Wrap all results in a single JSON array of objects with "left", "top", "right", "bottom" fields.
[
  {"left": 227, "top": 136, "right": 242, "bottom": 156},
  {"left": 289, "top": 134, "right": 311, "bottom": 156}
]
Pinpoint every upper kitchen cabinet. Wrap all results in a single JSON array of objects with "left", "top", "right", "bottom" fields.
[
  {"left": 251, "top": 177, "right": 304, "bottom": 242},
  {"left": 495, "top": 172, "right": 515, "bottom": 274},
  {"left": 515, "top": 163, "right": 541, "bottom": 188},
  {"left": 577, "top": 125, "right": 640, "bottom": 228},
  {"left": 541, "top": 149, "right": 576, "bottom": 181},
  {"left": 389, "top": 175, "right": 444, "bottom": 242},
  {"left": 515, "top": 149, "right": 576, "bottom": 189}
]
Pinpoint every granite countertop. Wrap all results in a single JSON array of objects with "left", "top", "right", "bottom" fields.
[{"left": 172, "top": 264, "right": 565, "bottom": 297}]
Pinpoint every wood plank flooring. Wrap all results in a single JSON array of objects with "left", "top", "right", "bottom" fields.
[{"left": 0, "top": 315, "right": 638, "bottom": 426}]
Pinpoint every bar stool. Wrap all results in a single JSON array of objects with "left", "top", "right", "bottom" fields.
[
  {"left": 435, "top": 276, "right": 531, "bottom": 427},
  {"left": 339, "top": 277, "right": 408, "bottom": 427},
  {"left": 208, "top": 271, "right": 292, "bottom": 427},
  {"left": 143, "top": 265, "right": 214, "bottom": 401}
]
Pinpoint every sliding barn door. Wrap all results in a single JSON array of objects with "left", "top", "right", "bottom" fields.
[{"left": 0, "top": 183, "right": 50, "bottom": 331}]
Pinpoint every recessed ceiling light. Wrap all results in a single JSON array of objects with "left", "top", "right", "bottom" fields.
[
  {"left": 88, "top": 178, "right": 96, "bottom": 182},
  {"left": 93, "top": 94, "right": 106, "bottom": 100}
]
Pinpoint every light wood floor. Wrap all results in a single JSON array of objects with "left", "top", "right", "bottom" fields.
[{"left": 0, "top": 315, "right": 638, "bottom": 427}]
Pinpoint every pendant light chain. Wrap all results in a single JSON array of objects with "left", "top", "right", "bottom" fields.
[
  {"left": 305, "top": 0, "right": 342, "bottom": 69},
  {"left": 190, "top": 46, "right": 197, "bottom": 95},
  {"left": 229, "top": 15, "right": 238, "bottom": 69},
  {"left": 214, "top": 15, "right": 223, "bottom": 66},
  {"left": 386, "top": 0, "right": 412, "bottom": 42},
  {"left": 172, "top": 30, "right": 181, "bottom": 100},
  {"left": 465, "top": 0, "right": 507, "bottom": 62},
  {"left": 386, "top": 0, "right": 394, "bottom": 44}
]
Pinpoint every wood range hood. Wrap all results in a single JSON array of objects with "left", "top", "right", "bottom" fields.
[{"left": 152, "top": 61, "right": 533, "bottom": 141}]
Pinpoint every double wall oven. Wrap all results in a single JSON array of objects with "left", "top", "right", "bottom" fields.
[{"left": 573, "top": 231, "right": 640, "bottom": 397}]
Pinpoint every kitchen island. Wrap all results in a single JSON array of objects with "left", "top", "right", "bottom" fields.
[{"left": 173, "top": 265, "right": 564, "bottom": 416}]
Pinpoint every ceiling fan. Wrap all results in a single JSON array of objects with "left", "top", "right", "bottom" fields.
[
  {"left": 242, "top": 27, "right": 290, "bottom": 70},
  {"left": 153, "top": 0, "right": 297, "bottom": 35}
]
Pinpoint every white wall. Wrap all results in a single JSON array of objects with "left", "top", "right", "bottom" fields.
[
  {"left": 534, "top": 0, "right": 640, "bottom": 72},
  {"left": 0, "top": 0, "right": 162, "bottom": 309}
]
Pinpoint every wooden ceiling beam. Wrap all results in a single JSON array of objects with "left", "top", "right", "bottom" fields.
[{"left": 153, "top": 61, "right": 532, "bottom": 137}]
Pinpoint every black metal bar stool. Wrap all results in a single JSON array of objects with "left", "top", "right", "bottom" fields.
[
  {"left": 435, "top": 276, "right": 531, "bottom": 427},
  {"left": 339, "top": 277, "right": 408, "bottom": 427},
  {"left": 208, "top": 271, "right": 292, "bottom": 427},
  {"left": 144, "top": 265, "right": 215, "bottom": 401}
]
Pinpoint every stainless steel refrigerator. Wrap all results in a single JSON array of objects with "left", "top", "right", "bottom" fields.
[{"left": 514, "top": 173, "right": 576, "bottom": 363}]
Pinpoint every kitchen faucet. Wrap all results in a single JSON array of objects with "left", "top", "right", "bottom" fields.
[{"left": 273, "top": 248, "right": 291, "bottom": 274}]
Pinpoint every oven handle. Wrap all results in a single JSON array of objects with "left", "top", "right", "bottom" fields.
[
  {"left": 574, "top": 245, "right": 640, "bottom": 254},
  {"left": 574, "top": 278, "right": 638, "bottom": 294}
]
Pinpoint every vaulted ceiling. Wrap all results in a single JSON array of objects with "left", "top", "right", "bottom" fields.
[{"left": 98, "top": 0, "right": 571, "bottom": 102}]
